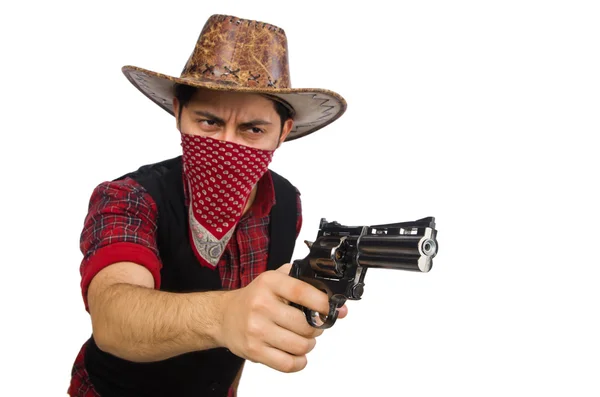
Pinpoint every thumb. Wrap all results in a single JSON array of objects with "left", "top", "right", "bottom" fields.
[{"left": 276, "top": 263, "right": 292, "bottom": 275}]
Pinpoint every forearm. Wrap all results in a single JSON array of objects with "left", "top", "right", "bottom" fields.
[{"left": 92, "top": 283, "right": 228, "bottom": 362}]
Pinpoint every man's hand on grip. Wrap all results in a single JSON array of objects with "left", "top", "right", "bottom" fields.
[{"left": 217, "top": 263, "right": 347, "bottom": 372}]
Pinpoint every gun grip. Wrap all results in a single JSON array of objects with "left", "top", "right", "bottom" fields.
[{"left": 289, "top": 261, "right": 341, "bottom": 329}]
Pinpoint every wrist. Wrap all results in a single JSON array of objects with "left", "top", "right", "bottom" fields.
[{"left": 197, "top": 290, "right": 232, "bottom": 349}]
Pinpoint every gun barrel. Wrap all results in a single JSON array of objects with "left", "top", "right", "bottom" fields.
[
  {"left": 357, "top": 235, "right": 423, "bottom": 256},
  {"left": 356, "top": 234, "right": 437, "bottom": 272},
  {"left": 356, "top": 254, "right": 425, "bottom": 271},
  {"left": 357, "top": 253, "right": 433, "bottom": 272}
]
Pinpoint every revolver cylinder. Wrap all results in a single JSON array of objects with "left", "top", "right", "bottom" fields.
[{"left": 306, "top": 235, "right": 356, "bottom": 277}]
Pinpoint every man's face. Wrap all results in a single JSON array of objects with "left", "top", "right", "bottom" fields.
[{"left": 173, "top": 88, "right": 294, "bottom": 151}]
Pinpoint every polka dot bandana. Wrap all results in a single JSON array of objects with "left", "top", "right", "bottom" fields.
[{"left": 181, "top": 133, "right": 275, "bottom": 267}]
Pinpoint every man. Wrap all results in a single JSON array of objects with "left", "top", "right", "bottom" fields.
[{"left": 68, "top": 14, "right": 348, "bottom": 397}]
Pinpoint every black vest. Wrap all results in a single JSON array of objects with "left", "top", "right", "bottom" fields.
[{"left": 84, "top": 156, "right": 298, "bottom": 397}]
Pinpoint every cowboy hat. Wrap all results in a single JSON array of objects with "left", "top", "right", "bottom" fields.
[{"left": 122, "top": 14, "right": 347, "bottom": 141}]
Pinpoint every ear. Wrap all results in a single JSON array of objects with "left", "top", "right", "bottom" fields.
[{"left": 277, "top": 118, "right": 294, "bottom": 147}]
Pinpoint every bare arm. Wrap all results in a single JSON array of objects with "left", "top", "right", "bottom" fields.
[
  {"left": 88, "top": 261, "right": 227, "bottom": 362},
  {"left": 82, "top": 180, "right": 350, "bottom": 372},
  {"left": 89, "top": 261, "right": 348, "bottom": 370}
]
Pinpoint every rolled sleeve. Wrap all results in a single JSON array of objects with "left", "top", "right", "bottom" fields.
[{"left": 79, "top": 177, "right": 161, "bottom": 310}]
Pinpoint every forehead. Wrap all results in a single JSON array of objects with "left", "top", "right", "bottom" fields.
[{"left": 188, "top": 88, "right": 275, "bottom": 113}]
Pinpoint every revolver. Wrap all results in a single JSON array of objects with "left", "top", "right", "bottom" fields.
[{"left": 289, "top": 217, "right": 438, "bottom": 329}]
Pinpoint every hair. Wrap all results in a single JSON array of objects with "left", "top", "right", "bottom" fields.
[{"left": 173, "top": 84, "right": 293, "bottom": 133}]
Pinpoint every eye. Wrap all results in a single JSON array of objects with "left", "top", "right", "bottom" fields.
[
  {"left": 198, "top": 119, "right": 218, "bottom": 126},
  {"left": 196, "top": 119, "right": 222, "bottom": 132},
  {"left": 248, "top": 127, "right": 264, "bottom": 134}
]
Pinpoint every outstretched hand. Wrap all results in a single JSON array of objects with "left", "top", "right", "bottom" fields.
[
  {"left": 217, "top": 263, "right": 348, "bottom": 373},
  {"left": 275, "top": 263, "right": 348, "bottom": 319}
]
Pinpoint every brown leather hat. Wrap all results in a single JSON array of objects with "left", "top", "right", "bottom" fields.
[{"left": 122, "top": 14, "right": 347, "bottom": 141}]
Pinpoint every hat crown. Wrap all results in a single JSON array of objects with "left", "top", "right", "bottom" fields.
[{"left": 180, "top": 15, "right": 291, "bottom": 89}]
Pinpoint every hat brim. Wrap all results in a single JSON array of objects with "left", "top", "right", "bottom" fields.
[{"left": 122, "top": 66, "right": 347, "bottom": 141}]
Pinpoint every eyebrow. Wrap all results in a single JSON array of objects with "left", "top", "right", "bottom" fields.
[
  {"left": 193, "top": 110, "right": 272, "bottom": 127},
  {"left": 193, "top": 111, "right": 225, "bottom": 124},
  {"left": 240, "top": 119, "right": 273, "bottom": 127}
]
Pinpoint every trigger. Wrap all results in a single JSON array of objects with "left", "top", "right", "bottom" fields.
[{"left": 305, "top": 300, "right": 340, "bottom": 329}]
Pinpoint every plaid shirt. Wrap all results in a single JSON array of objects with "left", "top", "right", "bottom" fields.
[{"left": 68, "top": 169, "right": 302, "bottom": 397}]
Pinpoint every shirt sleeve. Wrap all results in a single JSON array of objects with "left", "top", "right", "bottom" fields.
[{"left": 79, "top": 177, "right": 162, "bottom": 311}]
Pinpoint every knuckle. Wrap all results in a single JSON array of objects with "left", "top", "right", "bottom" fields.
[
  {"left": 296, "top": 317, "right": 320, "bottom": 338},
  {"left": 307, "top": 338, "right": 317, "bottom": 353},
  {"left": 249, "top": 294, "right": 269, "bottom": 313},
  {"left": 240, "top": 338, "right": 251, "bottom": 355},
  {"left": 299, "top": 338, "right": 315, "bottom": 354},
  {"left": 246, "top": 318, "right": 263, "bottom": 338},
  {"left": 317, "top": 296, "right": 330, "bottom": 314},
  {"left": 280, "top": 356, "right": 298, "bottom": 373},
  {"left": 253, "top": 272, "right": 269, "bottom": 287},
  {"left": 246, "top": 339, "right": 261, "bottom": 357},
  {"left": 293, "top": 307, "right": 307, "bottom": 322},
  {"left": 258, "top": 270, "right": 277, "bottom": 284},
  {"left": 296, "top": 355, "right": 308, "bottom": 371},
  {"left": 289, "top": 282, "right": 307, "bottom": 302}
]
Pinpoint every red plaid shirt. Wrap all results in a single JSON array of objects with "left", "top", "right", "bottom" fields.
[{"left": 68, "top": 169, "right": 302, "bottom": 397}]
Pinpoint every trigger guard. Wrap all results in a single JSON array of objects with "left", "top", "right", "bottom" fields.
[{"left": 304, "top": 300, "right": 340, "bottom": 329}]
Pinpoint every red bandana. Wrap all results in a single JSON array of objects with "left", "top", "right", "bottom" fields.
[{"left": 181, "top": 133, "right": 275, "bottom": 267}]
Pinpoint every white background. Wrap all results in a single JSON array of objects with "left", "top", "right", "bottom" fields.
[{"left": 1, "top": 0, "right": 599, "bottom": 396}]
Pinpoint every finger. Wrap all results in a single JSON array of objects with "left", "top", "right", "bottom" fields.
[
  {"left": 263, "top": 323, "right": 317, "bottom": 356},
  {"left": 256, "top": 344, "right": 308, "bottom": 373},
  {"left": 271, "top": 277, "right": 331, "bottom": 316},
  {"left": 273, "top": 301, "right": 325, "bottom": 338},
  {"left": 275, "top": 263, "right": 292, "bottom": 274},
  {"left": 336, "top": 304, "right": 349, "bottom": 319}
]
